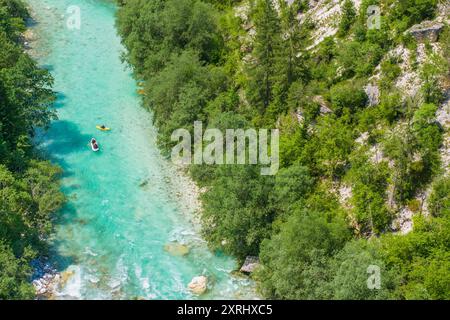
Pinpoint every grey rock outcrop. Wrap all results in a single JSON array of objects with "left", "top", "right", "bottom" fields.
[
  {"left": 240, "top": 256, "right": 260, "bottom": 273},
  {"left": 312, "top": 95, "right": 333, "bottom": 114},
  {"left": 407, "top": 21, "right": 444, "bottom": 42},
  {"left": 365, "top": 83, "right": 380, "bottom": 106}
]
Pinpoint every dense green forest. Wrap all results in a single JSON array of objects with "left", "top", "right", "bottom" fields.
[
  {"left": 0, "top": 0, "right": 64, "bottom": 299},
  {"left": 117, "top": 0, "right": 449, "bottom": 299}
]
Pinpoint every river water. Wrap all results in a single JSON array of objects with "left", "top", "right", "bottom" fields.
[{"left": 29, "top": 0, "right": 255, "bottom": 300}]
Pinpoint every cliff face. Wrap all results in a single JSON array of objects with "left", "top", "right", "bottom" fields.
[{"left": 235, "top": 0, "right": 449, "bottom": 235}]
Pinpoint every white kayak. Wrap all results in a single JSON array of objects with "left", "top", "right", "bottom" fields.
[{"left": 90, "top": 138, "right": 100, "bottom": 152}]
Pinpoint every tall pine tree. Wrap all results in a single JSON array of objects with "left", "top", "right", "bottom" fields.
[
  {"left": 267, "top": 0, "right": 309, "bottom": 121},
  {"left": 246, "top": 0, "right": 282, "bottom": 117}
]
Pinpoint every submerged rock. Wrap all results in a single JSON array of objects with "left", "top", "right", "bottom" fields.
[
  {"left": 139, "top": 179, "right": 149, "bottom": 188},
  {"left": 240, "top": 256, "right": 260, "bottom": 274},
  {"left": 164, "top": 242, "right": 190, "bottom": 256},
  {"left": 60, "top": 269, "right": 75, "bottom": 287},
  {"left": 188, "top": 276, "right": 208, "bottom": 295}
]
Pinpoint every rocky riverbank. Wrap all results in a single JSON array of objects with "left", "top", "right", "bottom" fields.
[{"left": 31, "top": 258, "right": 60, "bottom": 299}]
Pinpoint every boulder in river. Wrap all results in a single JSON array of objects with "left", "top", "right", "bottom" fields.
[
  {"left": 240, "top": 256, "right": 260, "bottom": 274},
  {"left": 188, "top": 276, "right": 208, "bottom": 295},
  {"left": 164, "top": 242, "right": 190, "bottom": 256},
  {"left": 139, "top": 179, "right": 149, "bottom": 188}
]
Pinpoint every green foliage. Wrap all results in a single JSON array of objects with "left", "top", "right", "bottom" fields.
[
  {"left": 389, "top": 0, "right": 438, "bottom": 33},
  {"left": 337, "top": 40, "right": 384, "bottom": 78},
  {"left": 402, "top": 248, "right": 450, "bottom": 299},
  {"left": 329, "top": 80, "right": 368, "bottom": 115},
  {"left": 382, "top": 127, "right": 421, "bottom": 203},
  {"left": 377, "top": 91, "right": 404, "bottom": 124},
  {"left": 347, "top": 151, "right": 391, "bottom": 234},
  {"left": 428, "top": 177, "right": 450, "bottom": 217},
  {"left": 201, "top": 165, "right": 275, "bottom": 258},
  {"left": 412, "top": 103, "right": 442, "bottom": 152},
  {"left": 420, "top": 53, "right": 447, "bottom": 104},
  {"left": 0, "top": 27, "right": 56, "bottom": 170},
  {"left": 313, "top": 115, "right": 355, "bottom": 177},
  {"left": 277, "top": 111, "right": 310, "bottom": 168},
  {"left": 0, "top": 241, "right": 35, "bottom": 299},
  {"left": 148, "top": 51, "right": 228, "bottom": 153},
  {"left": 116, "top": 0, "right": 221, "bottom": 76},
  {"left": 0, "top": 0, "right": 27, "bottom": 42},
  {"left": 310, "top": 38, "right": 338, "bottom": 85},
  {"left": 329, "top": 239, "right": 399, "bottom": 299},
  {"left": 381, "top": 215, "right": 450, "bottom": 299},
  {"left": 270, "top": 163, "right": 314, "bottom": 217},
  {"left": 246, "top": 0, "right": 282, "bottom": 116},
  {"left": 0, "top": 0, "right": 63, "bottom": 299},
  {"left": 337, "top": 0, "right": 356, "bottom": 38},
  {"left": 380, "top": 56, "right": 402, "bottom": 89},
  {"left": 257, "top": 209, "right": 351, "bottom": 299},
  {"left": 381, "top": 99, "right": 442, "bottom": 204}
]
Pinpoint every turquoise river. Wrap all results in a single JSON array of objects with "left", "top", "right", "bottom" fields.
[{"left": 29, "top": 0, "right": 256, "bottom": 299}]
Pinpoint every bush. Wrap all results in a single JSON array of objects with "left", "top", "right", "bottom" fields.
[
  {"left": 380, "top": 57, "right": 402, "bottom": 89},
  {"left": 329, "top": 240, "right": 399, "bottom": 299},
  {"left": 337, "top": 41, "right": 384, "bottom": 77},
  {"left": 201, "top": 165, "right": 275, "bottom": 258},
  {"left": 257, "top": 209, "right": 351, "bottom": 299},
  {"left": 390, "top": 0, "right": 438, "bottom": 33},
  {"left": 377, "top": 91, "right": 404, "bottom": 123},
  {"left": 0, "top": 242, "right": 35, "bottom": 300},
  {"left": 380, "top": 215, "right": 450, "bottom": 299},
  {"left": 428, "top": 177, "right": 450, "bottom": 217},
  {"left": 420, "top": 54, "right": 447, "bottom": 104},
  {"left": 347, "top": 152, "right": 391, "bottom": 234},
  {"left": 413, "top": 103, "right": 442, "bottom": 152},
  {"left": 329, "top": 81, "right": 368, "bottom": 115},
  {"left": 270, "top": 164, "right": 315, "bottom": 217},
  {"left": 313, "top": 115, "right": 355, "bottom": 177}
]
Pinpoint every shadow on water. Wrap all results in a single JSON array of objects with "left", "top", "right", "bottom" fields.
[
  {"left": 33, "top": 146, "right": 74, "bottom": 180},
  {"left": 48, "top": 203, "right": 80, "bottom": 275},
  {"left": 34, "top": 120, "right": 92, "bottom": 180},
  {"left": 47, "top": 200, "right": 117, "bottom": 294},
  {"left": 40, "top": 64, "right": 54, "bottom": 72},
  {"left": 26, "top": 17, "right": 38, "bottom": 28},
  {"left": 53, "top": 91, "right": 67, "bottom": 109},
  {"left": 31, "top": 201, "right": 80, "bottom": 286},
  {"left": 45, "top": 120, "right": 92, "bottom": 157}
]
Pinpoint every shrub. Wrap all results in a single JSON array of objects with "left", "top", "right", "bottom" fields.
[
  {"left": 380, "top": 57, "right": 402, "bottom": 89},
  {"left": 428, "top": 177, "right": 450, "bottom": 217},
  {"left": 329, "top": 81, "right": 368, "bottom": 114}
]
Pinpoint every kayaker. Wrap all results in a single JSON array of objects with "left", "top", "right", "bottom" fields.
[{"left": 91, "top": 138, "right": 99, "bottom": 149}]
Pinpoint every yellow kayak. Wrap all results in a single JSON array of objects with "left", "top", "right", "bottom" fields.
[{"left": 96, "top": 125, "right": 111, "bottom": 131}]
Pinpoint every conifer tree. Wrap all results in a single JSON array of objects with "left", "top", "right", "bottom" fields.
[
  {"left": 247, "top": 0, "right": 282, "bottom": 115},
  {"left": 337, "top": 0, "right": 356, "bottom": 37}
]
